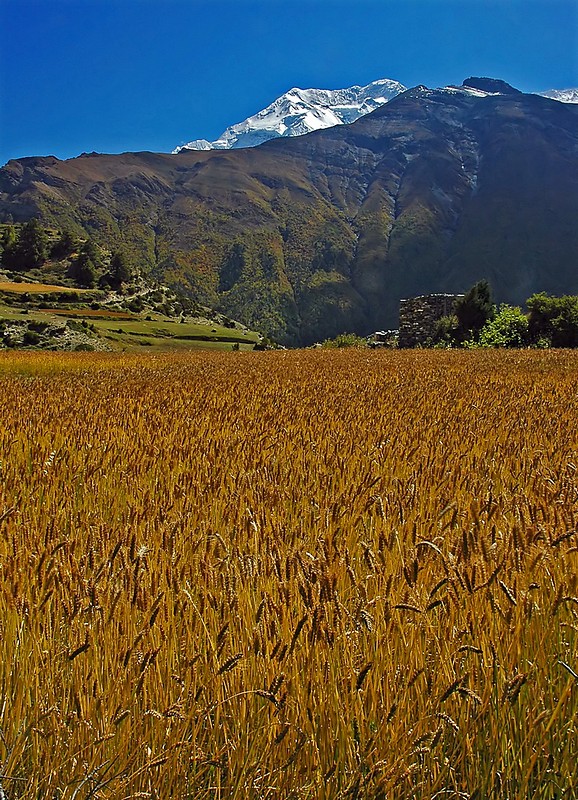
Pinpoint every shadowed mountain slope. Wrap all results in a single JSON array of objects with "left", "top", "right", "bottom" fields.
[{"left": 2, "top": 83, "right": 578, "bottom": 344}]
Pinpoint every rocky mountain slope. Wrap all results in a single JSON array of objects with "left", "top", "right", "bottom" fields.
[
  {"left": 1, "top": 78, "right": 578, "bottom": 344},
  {"left": 173, "top": 78, "right": 406, "bottom": 152}
]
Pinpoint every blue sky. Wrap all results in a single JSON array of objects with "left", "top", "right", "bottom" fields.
[{"left": 0, "top": 0, "right": 576, "bottom": 165}]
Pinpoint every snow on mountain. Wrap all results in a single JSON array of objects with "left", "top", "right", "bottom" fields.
[
  {"left": 179, "top": 139, "right": 213, "bottom": 150},
  {"left": 172, "top": 79, "right": 578, "bottom": 154},
  {"left": 173, "top": 78, "right": 406, "bottom": 153},
  {"left": 440, "top": 85, "right": 496, "bottom": 98},
  {"left": 538, "top": 89, "right": 578, "bottom": 104}
]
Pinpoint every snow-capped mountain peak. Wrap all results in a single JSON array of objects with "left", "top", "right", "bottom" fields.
[
  {"left": 538, "top": 88, "right": 578, "bottom": 104},
  {"left": 173, "top": 78, "right": 407, "bottom": 153},
  {"left": 172, "top": 78, "right": 578, "bottom": 154}
]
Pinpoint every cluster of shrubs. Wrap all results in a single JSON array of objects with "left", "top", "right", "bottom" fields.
[
  {"left": 431, "top": 281, "right": 578, "bottom": 349},
  {"left": 320, "top": 333, "right": 368, "bottom": 349},
  {"left": 1, "top": 319, "right": 54, "bottom": 348},
  {"left": 318, "top": 282, "right": 578, "bottom": 351}
]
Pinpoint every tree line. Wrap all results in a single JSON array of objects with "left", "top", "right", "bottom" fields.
[
  {"left": 432, "top": 280, "right": 578, "bottom": 349},
  {"left": 0, "top": 221, "right": 132, "bottom": 289}
]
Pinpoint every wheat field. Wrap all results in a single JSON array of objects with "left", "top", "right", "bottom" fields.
[{"left": 0, "top": 349, "right": 577, "bottom": 799}]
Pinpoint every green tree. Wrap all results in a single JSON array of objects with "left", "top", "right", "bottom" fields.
[
  {"left": 0, "top": 225, "right": 17, "bottom": 269},
  {"left": 51, "top": 229, "right": 77, "bottom": 260},
  {"left": 478, "top": 304, "right": 529, "bottom": 348},
  {"left": 431, "top": 314, "right": 459, "bottom": 348},
  {"left": 455, "top": 279, "right": 495, "bottom": 341},
  {"left": 69, "top": 239, "right": 101, "bottom": 288},
  {"left": 11, "top": 218, "right": 49, "bottom": 270},
  {"left": 527, "top": 293, "right": 578, "bottom": 347},
  {"left": 72, "top": 252, "right": 97, "bottom": 288},
  {"left": 80, "top": 238, "right": 102, "bottom": 267},
  {"left": 108, "top": 250, "right": 132, "bottom": 288}
]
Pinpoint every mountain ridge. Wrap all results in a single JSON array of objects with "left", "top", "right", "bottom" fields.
[
  {"left": 173, "top": 76, "right": 578, "bottom": 154},
  {"left": 173, "top": 78, "right": 407, "bottom": 152},
  {"left": 2, "top": 79, "right": 578, "bottom": 345}
]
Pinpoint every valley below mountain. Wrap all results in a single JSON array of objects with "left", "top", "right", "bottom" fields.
[{"left": 1, "top": 79, "right": 578, "bottom": 345}]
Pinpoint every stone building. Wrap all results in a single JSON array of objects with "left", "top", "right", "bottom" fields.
[{"left": 398, "top": 293, "right": 464, "bottom": 348}]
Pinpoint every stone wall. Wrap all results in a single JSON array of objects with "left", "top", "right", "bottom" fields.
[{"left": 398, "top": 294, "right": 463, "bottom": 348}]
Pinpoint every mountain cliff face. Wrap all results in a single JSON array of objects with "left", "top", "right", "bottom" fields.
[
  {"left": 2, "top": 81, "right": 578, "bottom": 344},
  {"left": 173, "top": 78, "right": 406, "bottom": 152}
]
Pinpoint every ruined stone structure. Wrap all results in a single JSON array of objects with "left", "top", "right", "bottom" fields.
[{"left": 398, "top": 294, "right": 464, "bottom": 348}]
